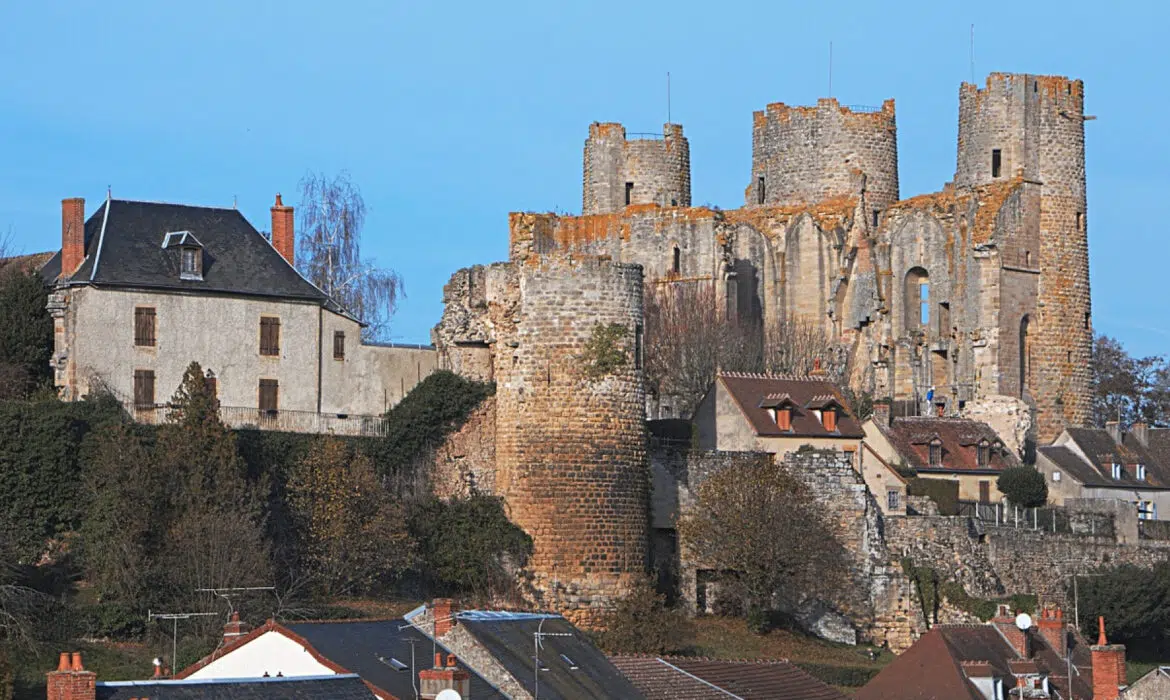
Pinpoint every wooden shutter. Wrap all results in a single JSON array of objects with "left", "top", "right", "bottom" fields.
[
  {"left": 333, "top": 330, "right": 345, "bottom": 360},
  {"left": 259, "top": 379, "right": 279, "bottom": 412},
  {"left": 134, "top": 369, "right": 155, "bottom": 408},
  {"left": 134, "top": 308, "right": 156, "bottom": 347},
  {"left": 260, "top": 317, "right": 280, "bottom": 356}
]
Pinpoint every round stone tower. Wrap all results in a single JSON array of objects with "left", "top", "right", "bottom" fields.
[
  {"left": 956, "top": 73, "right": 1091, "bottom": 440},
  {"left": 583, "top": 122, "right": 691, "bottom": 214},
  {"left": 747, "top": 98, "right": 899, "bottom": 212},
  {"left": 493, "top": 255, "right": 648, "bottom": 624}
]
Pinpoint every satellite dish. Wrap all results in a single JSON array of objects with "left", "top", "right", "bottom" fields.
[
  {"left": 436, "top": 690, "right": 462, "bottom": 700},
  {"left": 1015, "top": 612, "right": 1033, "bottom": 631}
]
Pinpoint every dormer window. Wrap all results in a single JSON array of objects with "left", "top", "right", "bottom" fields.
[
  {"left": 822, "top": 407, "right": 838, "bottom": 432},
  {"left": 1137, "top": 464, "right": 1147, "bottom": 481},
  {"left": 977, "top": 440, "right": 990, "bottom": 468},
  {"left": 929, "top": 439, "right": 943, "bottom": 467},
  {"left": 181, "top": 247, "right": 202, "bottom": 279},
  {"left": 775, "top": 407, "right": 792, "bottom": 431},
  {"left": 1111, "top": 463, "right": 1123, "bottom": 480},
  {"left": 162, "top": 230, "right": 204, "bottom": 281}
]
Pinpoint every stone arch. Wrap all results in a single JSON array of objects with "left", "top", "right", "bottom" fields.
[{"left": 904, "top": 267, "right": 930, "bottom": 332}]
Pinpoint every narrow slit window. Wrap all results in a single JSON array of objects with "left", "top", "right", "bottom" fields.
[
  {"left": 624, "top": 182, "right": 634, "bottom": 206},
  {"left": 991, "top": 149, "right": 1002, "bottom": 178},
  {"left": 757, "top": 176, "right": 766, "bottom": 204},
  {"left": 672, "top": 246, "right": 680, "bottom": 274},
  {"left": 920, "top": 282, "right": 930, "bottom": 326},
  {"left": 1076, "top": 212, "right": 1084, "bottom": 232},
  {"left": 333, "top": 330, "right": 346, "bottom": 360},
  {"left": 872, "top": 209, "right": 880, "bottom": 228},
  {"left": 635, "top": 324, "right": 643, "bottom": 370}
]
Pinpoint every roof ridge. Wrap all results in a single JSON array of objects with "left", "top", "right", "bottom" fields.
[{"left": 111, "top": 197, "right": 239, "bottom": 211}]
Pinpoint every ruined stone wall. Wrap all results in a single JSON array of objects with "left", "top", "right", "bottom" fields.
[
  {"left": 748, "top": 98, "right": 899, "bottom": 211},
  {"left": 429, "top": 398, "right": 497, "bottom": 499},
  {"left": 956, "top": 73, "right": 1091, "bottom": 440},
  {"left": 491, "top": 256, "right": 649, "bottom": 625},
  {"left": 583, "top": 122, "right": 690, "bottom": 214}
]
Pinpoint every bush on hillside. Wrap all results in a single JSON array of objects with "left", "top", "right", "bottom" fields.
[
  {"left": 596, "top": 579, "right": 692, "bottom": 655},
  {"left": 997, "top": 467, "right": 1048, "bottom": 508}
]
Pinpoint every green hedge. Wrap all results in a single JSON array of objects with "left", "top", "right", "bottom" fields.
[{"left": 907, "top": 478, "right": 959, "bottom": 515}]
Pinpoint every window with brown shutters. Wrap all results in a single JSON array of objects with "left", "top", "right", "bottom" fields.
[
  {"left": 333, "top": 330, "right": 345, "bottom": 360},
  {"left": 134, "top": 307, "right": 156, "bottom": 347},
  {"left": 133, "top": 369, "right": 155, "bottom": 409},
  {"left": 258, "top": 379, "right": 279, "bottom": 413},
  {"left": 259, "top": 317, "right": 280, "bottom": 356}
]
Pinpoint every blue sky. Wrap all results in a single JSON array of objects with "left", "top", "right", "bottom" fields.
[{"left": 2, "top": 1, "right": 1166, "bottom": 355}]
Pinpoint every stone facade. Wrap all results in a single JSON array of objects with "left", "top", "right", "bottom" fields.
[
  {"left": 514, "top": 72, "right": 1093, "bottom": 443},
  {"left": 583, "top": 122, "right": 690, "bottom": 214},
  {"left": 434, "top": 251, "right": 649, "bottom": 625}
]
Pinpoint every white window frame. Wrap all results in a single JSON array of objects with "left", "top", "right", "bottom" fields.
[
  {"left": 1137, "top": 464, "right": 1147, "bottom": 481},
  {"left": 1111, "top": 463, "right": 1122, "bottom": 480}
]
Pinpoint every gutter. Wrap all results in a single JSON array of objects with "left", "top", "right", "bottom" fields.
[{"left": 89, "top": 197, "right": 111, "bottom": 281}]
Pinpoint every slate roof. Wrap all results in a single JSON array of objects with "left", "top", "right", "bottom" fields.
[
  {"left": 1055, "top": 427, "right": 1170, "bottom": 489},
  {"left": 609, "top": 655, "right": 847, "bottom": 700},
  {"left": 285, "top": 619, "right": 507, "bottom": 700},
  {"left": 96, "top": 674, "right": 373, "bottom": 699},
  {"left": 1037, "top": 445, "right": 1107, "bottom": 488},
  {"left": 454, "top": 611, "right": 646, "bottom": 700},
  {"left": 855, "top": 622, "right": 1095, "bottom": 700},
  {"left": 879, "top": 417, "right": 1019, "bottom": 473},
  {"left": 716, "top": 373, "right": 864, "bottom": 439},
  {"left": 41, "top": 199, "right": 345, "bottom": 311}
]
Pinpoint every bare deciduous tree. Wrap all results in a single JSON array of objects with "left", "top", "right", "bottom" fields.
[
  {"left": 643, "top": 281, "right": 761, "bottom": 416},
  {"left": 765, "top": 317, "right": 839, "bottom": 378},
  {"left": 677, "top": 455, "right": 848, "bottom": 621},
  {"left": 296, "top": 171, "right": 403, "bottom": 341}
]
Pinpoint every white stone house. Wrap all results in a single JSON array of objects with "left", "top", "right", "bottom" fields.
[{"left": 41, "top": 195, "right": 436, "bottom": 434}]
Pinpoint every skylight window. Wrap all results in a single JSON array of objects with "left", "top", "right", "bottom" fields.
[{"left": 560, "top": 654, "right": 579, "bottom": 670}]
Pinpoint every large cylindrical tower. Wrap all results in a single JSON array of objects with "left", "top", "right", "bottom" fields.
[
  {"left": 583, "top": 122, "right": 690, "bottom": 214},
  {"left": 747, "top": 98, "right": 899, "bottom": 211},
  {"left": 493, "top": 255, "right": 649, "bottom": 624},
  {"left": 956, "top": 73, "right": 1091, "bottom": 440}
]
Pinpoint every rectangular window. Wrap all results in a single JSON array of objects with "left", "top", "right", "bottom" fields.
[
  {"left": 872, "top": 209, "right": 880, "bottom": 228},
  {"left": 822, "top": 409, "right": 838, "bottom": 432},
  {"left": 991, "top": 149, "right": 1002, "bottom": 178},
  {"left": 1137, "top": 464, "right": 1147, "bottom": 481},
  {"left": 757, "top": 177, "right": 766, "bottom": 205},
  {"left": 180, "top": 248, "right": 201, "bottom": 279},
  {"left": 258, "top": 379, "right": 279, "bottom": 413},
  {"left": 333, "top": 330, "right": 346, "bottom": 360},
  {"left": 634, "top": 324, "right": 643, "bottom": 370},
  {"left": 929, "top": 442, "right": 942, "bottom": 466},
  {"left": 887, "top": 490, "right": 899, "bottom": 511},
  {"left": 133, "top": 369, "right": 155, "bottom": 409},
  {"left": 1076, "top": 212, "right": 1084, "bottom": 232},
  {"left": 1112, "top": 463, "right": 1123, "bottom": 480},
  {"left": 134, "top": 307, "right": 156, "bottom": 347},
  {"left": 259, "top": 317, "right": 281, "bottom": 356},
  {"left": 1052, "top": 471, "right": 1061, "bottom": 482},
  {"left": 979, "top": 480, "right": 991, "bottom": 504},
  {"left": 625, "top": 182, "right": 634, "bottom": 206},
  {"left": 977, "top": 444, "right": 990, "bottom": 468},
  {"left": 920, "top": 283, "right": 930, "bottom": 326}
]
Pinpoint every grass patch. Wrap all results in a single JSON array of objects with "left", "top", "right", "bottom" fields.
[{"left": 686, "top": 616, "right": 891, "bottom": 689}]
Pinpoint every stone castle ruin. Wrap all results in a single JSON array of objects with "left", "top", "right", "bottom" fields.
[{"left": 432, "top": 72, "right": 1095, "bottom": 622}]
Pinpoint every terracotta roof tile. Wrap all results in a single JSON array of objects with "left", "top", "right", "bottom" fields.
[
  {"left": 717, "top": 374, "right": 863, "bottom": 439},
  {"left": 880, "top": 417, "right": 1019, "bottom": 473}
]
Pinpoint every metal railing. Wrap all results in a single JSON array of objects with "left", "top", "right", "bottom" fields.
[
  {"left": 626, "top": 132, "right": 665, "bottom": 140},
  {"left": 130, "top": 403, "right": 387, "bottom": 437},
  {"left": 956, "top": 501, "right": 1115, "bottom": 538},
  {"left": 845, "top": 104, "right": 883, "bottom": 113}
]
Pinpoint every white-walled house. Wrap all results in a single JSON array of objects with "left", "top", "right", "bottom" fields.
[{"left": 41, "top": 195, "right": 436, "bottom": 434}]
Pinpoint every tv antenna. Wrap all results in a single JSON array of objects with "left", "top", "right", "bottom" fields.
[
  {"left": 533, "top": 617, "right": 572, "bottom": 700},
  {"left": 828, "top": 41, "right": 833, "bottom": 98},
  {"left": 147, "top": 610, "right": 218, "bottom": 672},
  {"left": 970, "top": 24, "right": 976, "bottom": 84},
  {"left": 667, "top": 71, "right": 671, "bottom": 124}
]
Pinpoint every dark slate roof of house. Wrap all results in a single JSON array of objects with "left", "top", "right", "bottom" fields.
[
  {"left": 96, "top": 674, "right": 373, "bottom": 699},
  {"left": 716, "top": 373, "right": 864, "bottom": 439},
  {"left": 609, "top": 655, "right": 848, "bottom": 700},
  {"left": 1145, "top": 429, "right": 1170, "bottom": 475},
  {"left": 455, "top": 611, "right": 646, "bottom": 700},
  {"left": 855, "top": 622, "right": 1095, "bottom": 700},
  {"left": 285, "top": 619, "right": 507, "bottom": 700},
  {"left": 41, "top": 199, "right": 344, "bottom": 310},
  {"left": 1040, "top": 428, "right": 1170, "bottom": 489},
  {"left": 879, "top": 417, "right": 1019, "bottom": 473}
]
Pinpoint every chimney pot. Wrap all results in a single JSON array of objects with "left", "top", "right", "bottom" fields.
[
  {"left": 57, "top": 652, "right": 71, "bottom": 672},
  {"left": 434, "top": 653, "right": 443, "bottom": 669},
  {"left": 270, "top": 194, "right": 295, "bottom": 266},
  {"left": 61, "top": 198, "right": 86, "bottom": 277},
  {"left": 72, "top": 652, "right": 84, "bottom": 671},
  {"left": 446, "top": 653, "right": 457, "bottom": 668},
  {"left": 1098, "top": 615, "right": 1108, "bottom": 646}
]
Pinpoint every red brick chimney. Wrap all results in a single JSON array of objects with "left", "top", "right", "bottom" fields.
[
  {"left": 223, "top": 611, "right": 249, "bottom": 645},
  {"left": 61, "top": 198, "right": 86, "bottom": 277},
  {"left": 432, "top": 598, "right": 457, "bottom": 637},
  {"left": 992, "top": 605, "right": 1031, "bottom": 658},
  {"left": 1091, "top": 617, "right": 1126, "bottom": 700},
  {"left": 1036, "top": 606, "right": 1066, "bottom": 658},
  {"left": 418, "top": 652, "right": 471, "bottom": 700},
  {"left": 46, "top": 652, "right": 96, "bottom": 700},
  {"left": 271, "top": 194, "right": 294, "bottom": 266}
]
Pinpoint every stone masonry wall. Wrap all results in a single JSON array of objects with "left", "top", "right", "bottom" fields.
[
  {"left": 748, "top": 98, "right": 899, "bottom": 211},
  {"left": 583, "top": 122, "right": 690, "bottom": 214},
  {"left": 492, "top": 255, "right": 649, "bottom": 626}
]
